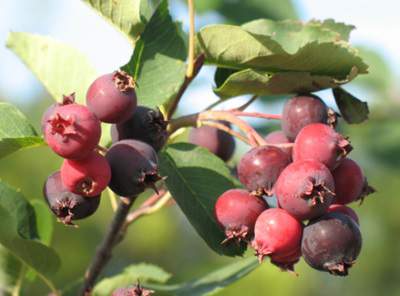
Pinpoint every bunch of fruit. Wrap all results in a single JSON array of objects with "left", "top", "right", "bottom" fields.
[
  {"left": 42, "top": 71, "right": 166, "bottom": 225},
  {"left": 212, "top": 95, "right": 374, "bottom": 276}
]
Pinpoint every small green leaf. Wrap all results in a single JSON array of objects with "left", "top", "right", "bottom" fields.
[
  {"left": 333, "top": 87, "right": 369, "bottom": 123},
  {"left": 7, "top": 32, "right": 98, "bottom": 103},
  {"left": 122, "top": 0, "right": 187, "bottom": 109},
  {"left": 159, "top": 143, "right": 245, "bottom": 256}
]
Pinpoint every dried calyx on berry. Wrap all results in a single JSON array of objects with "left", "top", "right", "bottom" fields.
[{"left": 112, "top": 282, "right": 154, "bottom": 296}]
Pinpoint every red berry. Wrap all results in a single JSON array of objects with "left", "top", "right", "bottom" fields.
[
  {"left": 43, "top": 94, "right": 101, "bottom": 160},
  {"left": 237, "top": 146, "right": 290, "bottom": 195},
  {"left": 251, "top": 208, "right": 303, "bottom": 263},
  {"left": 275, "top": 160, "right": 335, "bottom": 221},
  {"left": 264, "top": 130, "right": 292, "bottom": 157},
  {"left": 270, "top": 245, "right": 302, "bottom": 272},
  {"left": 293, "top": 123, "right": 352, "bottom": 170},
  {"left": 61, "top": 151, "right": 111, "bottom": 197},
  {"left": 214, "top": 189, "right": 267, "bottom": 244},
  {"left": 332, "top": 158, "right": 375, "bottom": 204},
  {"left": 86, "top": 71, "right": 137, "bottom": 123},
  {"left": 327, "top": 204, "right": 359, "bottom": 225}
]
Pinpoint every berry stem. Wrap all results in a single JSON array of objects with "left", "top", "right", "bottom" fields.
[
  {"left": 79, "top": 196, "right": 136, "bottom": 296},
  {"left": 201, "top": 120, "right": 250, "bottom": 145},
  {"left": 186, "top": 0, "right": 195, "bottom": 78},
  {"left": 231, "top": 111, "right": 282, "bottom": 120},
  {"left": 107, "top": 188, "right": 118, "bottom": 212}
]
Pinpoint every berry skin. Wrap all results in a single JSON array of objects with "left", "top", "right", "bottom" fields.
[
  {"left": 281, "top": 95, "right": 334, "bottom": 141},
  {"left": 189, "top": 122, "right": 235, "bottom": 161},
  {"left": 251, "top": 208, "right": 303, "bottom": 263},
  {"left": 275, "top": 160, "right": 335, "bottom": 221},
  {"left": 86, "top": 70, "right": 137, "bottom": 123},
  {"left": 43, "top": 171, "right": 100, "bottom": 225},
  {"left": 270, "top": 245, "right": 302, "bottom": 272},
  {"left": 61, "top": 151, "right": 111, "bottom": 197},
  {"left": 265, "top": 130, "right": 292, "bottom": 157},
  {"left": 327, "top": 204, "right": 359, "bottom": 225},
  {"left": 111, "top": 106, "right": 168, "bottom": 151},
  {"left": 301, "top": 212, "right": 362, "bottom": 276},
  {"left": 106, "top": 140, "right": 161, "bottom": 197},
  {"left": 237, "top": 146, "right": 290, "bottom": 195},
  {"left": 112, "top": 284, "right": 154, "bottom": 296},
  {"left": 332, "top": 158, "right": 375, "bottom": 204},
  {"left": 293, "top": 123, "right": 352, "bottom": 170},
  {"left": 214, "top": 189, "right": 268, "bottom": 244},
  {"left": 44, "top": 95, "right": 101, "bottom": 160}
]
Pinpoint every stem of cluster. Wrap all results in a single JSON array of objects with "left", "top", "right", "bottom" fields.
[{"left": 186, "top": 0, "right": 195, "bottom": 78}]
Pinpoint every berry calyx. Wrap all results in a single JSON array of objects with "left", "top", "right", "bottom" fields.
[
  {"left": 275, "top": 160, "right": 335, "bottom": 221},
  {"left": 61, "top": 151, "right": 111, "bottom": 197},
  {"left": 237, "top": 146, "right": 290, "bottom": 195},
  {"left": 86, "top": 70, "right": 137, "bottom": 123},
  {"left": 327, "top": 204, "right": 359, "bottom": 225},
  {"left": 264, "top": 130, "right": 293, "bottom": 157},
  {"left": 293, "top": 123, "right": 352, "bottom": 170},
  {"left": 214, "top": 189, "right": 268, "bottom": 244}
]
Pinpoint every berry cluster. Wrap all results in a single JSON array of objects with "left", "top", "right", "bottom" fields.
[
  {"left": 42, "top": 71, "right": 166, "bottom": 224},
  {"left": 214, "top": 94, "right": 374, "bottom": 276}
]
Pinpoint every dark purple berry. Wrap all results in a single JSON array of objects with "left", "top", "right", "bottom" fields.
[
  {"left": 111, "top": 106, "right": 168, "bottom": 151},
  {"left": 302, "top": 212, "right": 362, "bottom": 276},
  {"left": 43, "top": 171, "right": 100, "bottom": 225},
  {"left": 237, "top": 146, "right": 290, "bottom": 195},
  {"left": 86, "top": 70, "right": 137, "bottom": 123},
  {"left": 106, "top": 140, "right": 161, "bottom": 197}
]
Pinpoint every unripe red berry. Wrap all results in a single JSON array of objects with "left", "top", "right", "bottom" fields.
[
  {"left": 86, "top": 71, "right": 137, "bottom": 123},
  {"left": 275, "top": 160, "right": 335, "bottom": 221},
  {"left": 293, "top": 123, "right": 352, "bottom": 170},
  {"left": 264, "top": 130, "right": 292, "bottom": 157},
  {"left": 251, "top": 208, "right": 303, "bottom": 263},
  {"left": 214, "top": 189, "right": 268, "bottom": 244},
  {"left": 237, "top": 146, "right": 290, "bottom": 195},
  {"left": 270, "top": 246, "right": 302, "bottom": 272},
  {"left": 332, "top": 158, "right": 375, "bottom": 204},
  {"left": 43, "top": 94, "right": 101, "bottom": 160},
  {"left": 61, "top": 151, "right": 111, "bottom": 197},
  {"left": 327, "top": 204, "right": 359, "bottom": 225}
]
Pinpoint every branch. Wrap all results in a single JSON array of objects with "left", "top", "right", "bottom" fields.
[{"left": 79, "top": 197, "right": 136, "bottom": 296}]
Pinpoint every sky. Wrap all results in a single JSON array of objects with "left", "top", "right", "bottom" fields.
[{"left": 0, "top": 0, "right": 399, "bottom": 108}]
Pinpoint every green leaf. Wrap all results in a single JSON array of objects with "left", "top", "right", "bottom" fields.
[
  {"left": 93, "top": 263, "right": 171, "bottom": 296},
  {"left": 332, "top": 87, "right": 369, "bottom": 123},
  {"left": 7, "top": 32, "right": 98, "bottom": 103},
  {"left": 122, "top": 0, "right": 187, "bottom": 109},
  {"left": 30, "top": 200, "right": 53, "bottom": 246},
  {"left": 83, "top": 0, "right": 152, "bottom": 42},
  {"left": 159, "top": 143, "right": 244, "bottom": 256},
  {"left": 0, "top": 246, "right": 23, "bottom": 295},
  {"left": 0, "top": 103, "right": 44, "bottom": 159}
]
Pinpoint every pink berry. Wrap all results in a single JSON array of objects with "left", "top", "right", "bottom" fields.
[
  {"left": 61, "top": 151, "right": 111, "bottom": 197},
  {"left": 275, "top": 160, "right": 335, "bottom": 221},
  {"left": 332, "top": 158, "right": 375, "bottom": 205},
  {"left": 251, "top": 208, "right": 303, "bottom": 263},
  {"left": 293, "top": 123, "right": 352, "bottom": 170},
  {"left": 327, "top": 204, "right": 360, "bottom": 225},
  {"left": 86, "top": 71, "right": 137, "bottom": 123},
  {"left": 270, "top": 245, "right": 302, "bottom": 272},
  {"left": 237, "top": 146, "right": 290, "bottom": 195},
  {"left": 265, "top": 130, "right": 293, "bottom": 157},
  {"left": 214, "top": 189, "right": 267, "bottom": 244},
  {"left": 43, "top": 94, "right": 101, "bottom": 160}
]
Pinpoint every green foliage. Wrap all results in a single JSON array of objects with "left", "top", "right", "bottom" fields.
[
  {"left": 31, "top": 200, "right": 53, "bottom": 246},
  {"left": 332, "top": 87, "right": 369, "bottom": 123},
  {"left": 0, "top": 246, "right": 23, "bottom": 295},
  {"left": 159, "top": 143, "right": 244, "bottom": 257}
]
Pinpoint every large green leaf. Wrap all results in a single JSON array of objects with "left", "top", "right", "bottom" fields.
[
  {"left": 159, "top": 143, "right": 244, "bottom": 256},
  {"left": 122, "top": 0, "right": 187, "bottom": 109},
  {"left": 0, "top": 103, "right": 44, "bottom": 159},
  {"left": 83, "top": 0, "right": 152, "bottom": 42},
  {"left": 7, "top": 32, "right": 98, "bottom": 103},
  {"left": 30, "top": 200, "right": 53, "bottom": 246}
]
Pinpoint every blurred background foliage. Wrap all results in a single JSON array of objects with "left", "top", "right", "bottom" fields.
[{"left": 0, "top": 0, "right": 399, "bottom": 295}]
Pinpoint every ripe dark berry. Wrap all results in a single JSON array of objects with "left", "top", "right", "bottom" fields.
[
  {"left": 293, "top": 123, "right": 352, "bottom": 170},
  {"left": 332, "top": 158, "right": 375, "bottom": 204},
  {"left": 281, "top": 94, "right": 334, "bottom": 141},
  {"left": 106, "top": 140, "right": 161, "bottom": 197},
  {"left": 111, "top": 106, "right": 168, "bottom": 151},
  {"left": 112, "top": 284, "right": 154, "bottom": 296},
  {"left": 61, "top": 151, "right": 111, "bottom": 197},
  {"left": 43, "top": 94, "right": 101, "bottom": 159},
  {"left": 189, "top": 122, "right": 235, "bottom": 161},
  {"left": 237, "top": 146, "right": 290, "bottom": 195},
  {"left": 43, "top": 171, "right": 100, "bottom": 225},
  {"left": 252, "top": 208, "right": 303, "bottom": 263},
  {"left": 86, "top": 70, "right": 137, "bottom": 123},
  {"left": 327, "top": 204, "right": 359, "bottom": 225},
  {"left": 214, "top": 189, "right": 268, "bottom": 244},
  {"left": 275, "top": 160, "right": 335, "bottom": 221},
  {"left": 301, "top": 212, "right": 362, "bottom": 276},
  {"left": 264, "top": 130, "right": 292, "bottom": 157}
]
